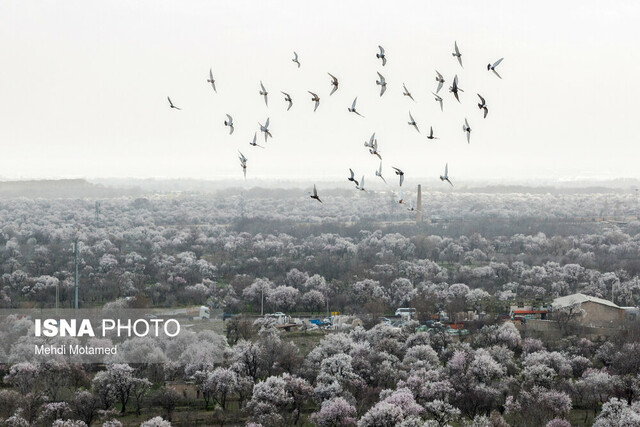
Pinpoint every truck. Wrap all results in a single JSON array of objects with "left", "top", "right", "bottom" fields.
[{"left": 157, "top": 306, "right": 210, "bottom": 320}]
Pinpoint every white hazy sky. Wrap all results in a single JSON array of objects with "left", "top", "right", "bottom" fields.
[{"left": 1, "top": 1, "right": 639, "bottom": 183}]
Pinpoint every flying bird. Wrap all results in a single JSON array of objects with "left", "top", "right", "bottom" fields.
[
  {"left": 452, "top": 41, "right": 463, "bottom": 67},
  {"left": 376, "top": 72, "right": 387, "bottom": 96},
  {"left": 364, "top": 132, "right": 376, "bottom": 148},
  {"left": 249, "top": 132, "right": 265, "bottom": 148},
  {"left": 308, "top": 91, "right": 320, "bottom": 112},
  {"left": 356, "top": 176, "right": 366, "bottom": 191},
  {"left": 224, "top": 114, "right": 234, "bottom": 135},
  {"left": 426, "top": 126, "right": 438, "bottom": 140},
  {"left": 462, "top": 118, "right": 471, "bottom": 143},
  {"left": 207, "top": 69, "right": 217, "bottom": 92},
  {"left": 369, "top": 138, "right": 382, "bottom": 160},
  {"left": 488, "top": 58, "right": 504, "bottom": 79},
  {"left": 259, "top": 81, "right": 269, "bottom": 107},
  {"left": 375, "top": 162, "right": 386, "bottom": 183},
  {"left": 440, "top": 163, "right": 453, "bottom": 186},
  {"left": 477, "top": 94, "right": 488, "bottom": 118},
  {"left": 435, "top": 70, "right": 445, "bottom": 94},
  {"left": 259, "top": 117, "right": 272, "bottom": 142},
  {"left": 408, "top": 112, "right": 420, "bottom": 133},
  {"left": 348, "top": 97, "right": 364, "bottom": 117},
  {"left": 292, "top": 51, "right": 301, "bottom": 68},
  {"left": 281, "top": 92, "right": 293, "bottom": 111},
  {"left": 376, "top": 45, "right": 387, "bottom": 66},
  {"left": 449, "top": 74, "right": 464, "bottom": 103},
  {"left": 402, "top": 83, "right": 415, "bottom": 101},
  {"left": 328, "top": 73, "right": 339, "bottom": 96},
  {"left": 392, "top": 167, "right": 405, "bottom": 186},
  {"left": 348, "top": 169, "right": 359, "bottom": 186},
  {"left": 310, "top": 184, "right": 322, "bottom": 203},
  {"left": 432, "top": 92, "right": 443, "bottom": 111},
  {"left": 238, "top": 151, "right": 247, "bottom": 179},
  {"left": 167, "top": 97, "right": 181, "bottom": 110}
]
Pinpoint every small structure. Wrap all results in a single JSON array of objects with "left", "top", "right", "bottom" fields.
[
  {"left": 551, "top": 293, "right": 625, "bottom": 328},
  {"left": 509, "top": 304, "right": 548, "bottom": 322},
  {"left": 275, "top": 323, "right": 298, "bottom": 331},
  {"left": 452, "top": 311, "right": 480, "bottom": 322}
]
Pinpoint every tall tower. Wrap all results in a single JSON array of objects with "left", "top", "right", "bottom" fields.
[{"left": 416, "top": 184, "right": 423, "bottom": 224}]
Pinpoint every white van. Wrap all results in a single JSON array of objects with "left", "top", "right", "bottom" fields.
[{"left": 395, "top": 308, "right": 416, "bottom": 317}]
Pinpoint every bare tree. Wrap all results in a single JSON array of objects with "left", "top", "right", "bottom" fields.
[{"left": 553, "top": 302, "right": 585, "bottom": 333}]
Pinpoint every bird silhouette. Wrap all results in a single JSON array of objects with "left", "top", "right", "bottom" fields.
[
  {"left": 308, "top": 91, "right": 320, "bottom": 112},
  {"left": 392, "top": 167, "right": 405, "bottom": 186},
  {"left": 426, "top": 126, "right": 438, "bottom": 140},
  {"left": 224, "top": 114, "right": 234, "bottom": 135},
  {"left": 477, "top": 94, "right": 488, "bottom": 118},
  {"left": 452, "top": 41, "right": 463, "bottom": 67},
  {"left": 440, "top": 163, "right": 453, "bottom": 186},
  {"left": 310, "top": 184, "right": 322, "bottom": 203},
  {"left": 462, "top": 118, "right": 471, "bottom": 143},
  {"left": 403, "top": 83, "right": 415, "bottom": 101},
  {"left": 376, "top": 72, "right": 387, "bottom": 96},
  {"left": 167, "top": 97, "right": 181, "bottom": 110},
  {"left": 435, "top": 70, "right": 445, "bottom": 94},
  {"left": 488, "top": 58, "right": 504, "bottom": 78},
  {"left": 376, "top": 45, "right": 387, "bottom": 66},
  {"left": 259, "top": 81, "right": 269, "bottom": 106},
  {"left": 348, "top": 168, "right": 359, "bottom": 186},
  {"left": 207, "top": 69, "right": 216, "bottom": 92},
  {"left": 281, "top": 92, "right": 293, "bottom": 111},
  {"left": 348, "top": 97, "right": 364, "bottom": 117},
  {"left": 328, "top": 73, "right": 339, "bottom": 96}
]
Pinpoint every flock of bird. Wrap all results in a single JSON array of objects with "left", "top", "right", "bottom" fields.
[{"left": 167, "top": 43, "right": 504, "bottom": 206}]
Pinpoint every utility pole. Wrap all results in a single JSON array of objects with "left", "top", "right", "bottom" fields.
[
  {"left": 95, "top": 201, "right": 101, "bottom": 226},
  {"left": 73, "top": 239, "right": 79, "bottom": 311},
  {"left": 326, "top": 293, "right": 329, "bottom": 319},
  {"left": 260, "top": 287, "right": 264, "bottom": 316},
  {"left": 416, "top": 184, "right": 423, "bottom": 224},
  {"left": 239, "top": 195, "right": 246, "bottom": 219}
]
